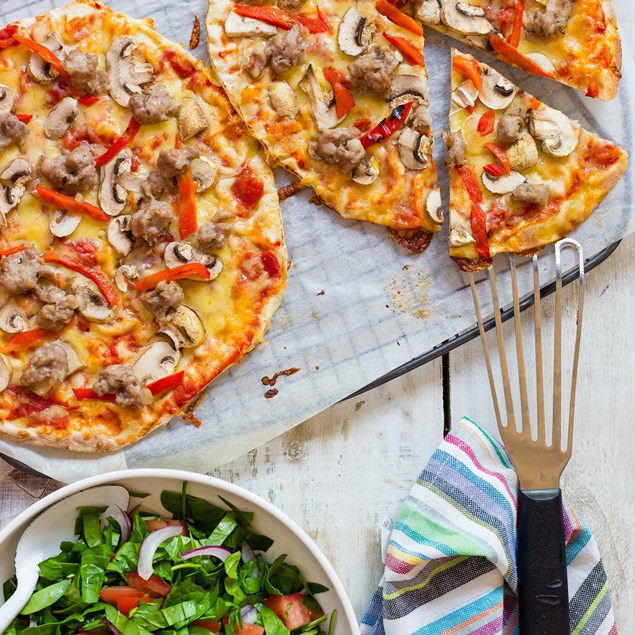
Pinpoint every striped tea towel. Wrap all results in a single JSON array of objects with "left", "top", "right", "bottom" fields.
[{"left": 360, "top": 417, "right": 617, "bottom": 635}]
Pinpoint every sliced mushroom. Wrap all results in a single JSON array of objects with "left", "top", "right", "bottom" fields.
[
  {"left": 451, "top": 79, "right": 479, "bottom": 110},
  {"left": 190, "top": 157, "right": 217, "bottom": 192},
  {"left": 50, "top": 210, "right": 82, "bottom": 238},
  {"left": 107, "top": 215, "right": 134, "bottom": 256},
  {"left": 29, "top": 341, "right": 84, "bottom": 397},
  {"left": 71, "top": 278, "right": 115, "bottom": 323},
  {"left": 398, "top": 128, "right": 432, "bottom": 170},
  {"left": 525, "top": 52, "right": 556, "bottom": 75},
  {"left": 107, "top": 37, "right": 154, "bottom": 108},
  {"left": 529, "top": 106, "right": 580, "bottom": 158},
  {"left": 269, "top": 81, "right": 299, "bottom": 118},
  {"left": 300, "top": 64, "right": 346, "bottom": 131},
  {"left": 44, "top": 97, "right": 79, "bottom": 139},
  {"left": 224, "top": 10, "right": 277, "bottom": 37},
  {"left": 352, "top": 156, "right": 380, "bottom": 185},
  {"left": 479, "top": 68, "right": 517, "bottom": 110},
  {"left": 99, "top": 151, "right": 132, "bottom": 217},
  {"left": 413, "top": 0, "right": 442, "bottom": 24},
  {"left": 28, "top": 34, "right": 64, "bottom": 83},
  {"left": 507, "top": 132, "right": 539, "bottom": 171},
  {"left": 133, "top": 339, "right": 181, "bottom": 383},
  {"left": 388, "top": 75, "right": 429, "bottom": 109},
  {"left": 161, "top": 305, "right": 205, "bottom": 349},
  {"left": 115, "top": 264, "right": 139, "bottom": 292},
  {"left": 0, "top": 300, "right": 29, "bottom": 333},
  {"left": 0, "top": 85, "right": 14, "bottom": 114},
  {"left": 177, "top": 98, "right": 208, "bottom": 141},
  {"left": 441, "top": 1, "right": 493, "bottom": 35},
  {"left": 0, "top": 159, "right": 31, "bottom": 217},
  {"left": 426, "top": 188, "right": 443, "bottom": 224},
  {"left": 448, "top": 226, "right": 475, "bottom": 246},
  {"left": 481, "top": 169, "right": 526, "bottom": 194},
  {"left": 0, "top": 354, "right": 11, "bottom": 392},
  {"left": 163, "top": 241, "right": 223, "bottom": 280},
  {"left": 337, "top": 6, "right": 376, "bottom": 56}
]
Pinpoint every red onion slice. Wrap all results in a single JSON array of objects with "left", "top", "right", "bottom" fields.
[
  {"left": 138, "top": 525, "right": 184, "bottom": 580},
  {"left": 241, "top": 605, "right": 257, "bottom": 625},
  {"left": 101, "top": 505, "right": 131, "bottom": 545},
  {"left": 179, "top": 545, "right": 232, "bottom": 562},
  {"left": 241, "top": 542, "right": 260, "bottom": 578}
]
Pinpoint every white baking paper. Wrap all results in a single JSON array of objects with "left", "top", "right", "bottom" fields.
[{"left": 0, "top": 0, "right": 633, "bottom": 481}]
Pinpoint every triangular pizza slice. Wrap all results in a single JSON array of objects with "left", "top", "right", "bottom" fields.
[
  {"left": 445, "top": 50, "right": 627, "bottom": 271},
  {"left": 206, "top": 0, "right": 442, "bottom": 253},
  {"left": 412, "top": 0, "right": 622, "bottom": 100}
]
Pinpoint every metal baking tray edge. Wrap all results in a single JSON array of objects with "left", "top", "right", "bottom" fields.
[{"left": 1, "top": 240, "right": 621, "bottom": 478}]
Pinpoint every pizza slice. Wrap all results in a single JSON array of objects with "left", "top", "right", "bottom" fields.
[
  {"left": 445, "top": 50, "right": 627, "bottom": 271},
  {"left": 412, "top": 0, "right": 622, "bottom": 100},
  {"left": 206, "top": 0, "right": 442, "bottom": 253}
]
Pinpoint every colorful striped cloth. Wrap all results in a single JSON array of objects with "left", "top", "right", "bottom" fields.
[{"left": 360, "top": 417, "right": 617, "bottom": 635}]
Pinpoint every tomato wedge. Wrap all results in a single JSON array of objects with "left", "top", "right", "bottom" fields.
[
  {"left": 455, "top": 165, "right": 491, "bottom": 261},
  {"left": 483, "top": 142, "right": 511, "bottom": 175},
  {"left": 177, "top": 168, "right": 198, "bottom": 239},
  {"left": 0, "top": 328, "right": 56, "bottom": 354},
  {"left": 117, "top": 595, "right": 155, "bottom": 617},
  {"left": 382, "top": 32, "right": 425, "bottom": 67},
  {"left": 487, "top": 33, "right": 555, "bottom": 78},
  {"left": 322, "top": 67, "right": 355, "bottom": 118},
  {"left": 194, "top": 622, "right": 220, "bottom": 634},
  {"left": 477, "top": 110, "right": 496, "bottom": 136},
  {"left": 376, "top": 0, "right": 423, "bottom": 36},
  {"left": 126, "top": 573, "right": 171, "bottom": 597},
  {"left": 95, "top": 117, "right": 140, "bottom": 167},
  {"left": 266, "top": 594, "right": 324, "bottom": 631},
  {"left": 42, "top": 252, "right": 119, "bottom": 306},
  {"left": 452, "top": 54, "right": 483, "bottom": 90},
  {"left": 146, "top": 370, "right": 185, "bottom": 396},
  {"left": 99, "top": 587, "right": 145, "bottom": 605},
  {"left": 131, "top": 264, "right": 211, "bottom": 292},
  {"left": 37, "top": 185, "right": 109, "bottom": 221}
]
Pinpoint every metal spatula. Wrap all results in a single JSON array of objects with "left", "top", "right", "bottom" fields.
[{"left": 469, "top": 238, "right": 585, "bottom": 635}]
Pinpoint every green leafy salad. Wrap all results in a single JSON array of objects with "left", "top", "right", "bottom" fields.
[{"left": 2, "top": 486, "right": 333, "bottom": 635}]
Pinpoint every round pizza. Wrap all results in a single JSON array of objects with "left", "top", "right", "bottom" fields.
[
  {"left": 0, "top": 0, "right": 287, "bottom": 451},
  {"left": 206, "top": 0, "right": 442, "bottom": 253}
]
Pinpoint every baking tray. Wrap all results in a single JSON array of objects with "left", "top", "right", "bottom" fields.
[{"left": 2, "top": 240, "right": 620, "bottom": 479}]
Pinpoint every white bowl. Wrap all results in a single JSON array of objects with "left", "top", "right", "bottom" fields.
[{"left": 0, "top": 468, "right": 357, "bottom": 635}]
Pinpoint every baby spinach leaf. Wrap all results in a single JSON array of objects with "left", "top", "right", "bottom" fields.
[
  {"left": 38, "top": 556, "right": 78, "bottom": 583},
  {"left": 259, "top": 606, "right": 290, "bottom": 635},
  {"left": 245, "top": 532, "right": 274, "bottom": 553},
  {"left": 20, "top": 624, "right": 61, "bottom": 635},
  {"left": 105, "top": 605, "right": 153, "bottom": 635},
  {"left": 208, "top": 514, "right": 237, "bottom": 546},
  {"left": 20, "top": 580, "right": 72, "bottom": 615},
  {"left": 305, "top": 582, "right": 329, "bottom": 595},
  {"left": 80, "top": 564, "right": 105, "bottom": 603},
  {"left": 223, "top": 552, "right": 241, "bottom": 580}
]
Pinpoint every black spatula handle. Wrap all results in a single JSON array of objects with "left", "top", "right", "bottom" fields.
[{"left": 518, "top": 488, "right": 570, "bottom": 635}]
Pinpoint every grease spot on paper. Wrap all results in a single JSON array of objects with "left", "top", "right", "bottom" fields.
[{"left": 387, "top": 267, "right": 431, "bottom": 319}]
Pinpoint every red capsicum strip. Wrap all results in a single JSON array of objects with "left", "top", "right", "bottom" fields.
[
  {"left": 455, "top": 165, "right": 490, "bottom": 261},
  {"left": 360, "top": 102, "right": 412, "bottom": 149},
  {"left": 233, "top": 5, "right": 331, "bottom": 33},
  {"left": 0, "top": 245, "right": 26, "bottom": 258},
  {"left": 131, "top": 264, "right": 211, "bottom": 292},
  {"left": 13, "top": 34, "right": 72, "bottom": 84},
  {"left": 146, "top": 371, "right": 185, "bottom": 396},
  {"left": 0, "top": 328, "right": 56, "bottom": 353},
  {"left": 483, "top": 163, "right": 505, "bottom": 177},
  {"left": 452, "top": 55, "right": 483, "bottom": 90},
  {"left": 376, "top": 0, "right": 423, "bottom": 36},
  {"left": 507, "top": 0, "right": 523, "bottom": 48},
  {"left": 483, "top": 142, "right": 511, "bottom": 174},
  {"left": 73, "top": 387, "right": 116, "bottom": 403},
  {"left": 37, "top": 185, "right": 109, "bottom": 221},
  {"left": 487, "top": 33, "right": 555, "bottom": 78},
  {"left": 322, "top": 67, "right": 355, "bottom": 118},
  {"left": 95, "top": 117, "right": 140, "bottom": 167},
  {"left": 42, "top": 252, "right": 119, "bottom": 306},
  {"left": 477, "top": 110, "right": 495, "bottom": 136},
  {"left": 178, "top": 168, "right": 198, "bottom": 239},
  {"left": 15, "top": 113, "right": 32, "bottom": 124},
  {"left": 78, "top": 95, "right": 99, "bottom": 106},
  {"left": 382, "top": 32, "right": 425, "bottom": 67}
]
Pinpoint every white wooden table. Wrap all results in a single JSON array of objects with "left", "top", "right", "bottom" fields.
[{"left": 1, "top": 1, "right": 634, "bottom": 631}]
